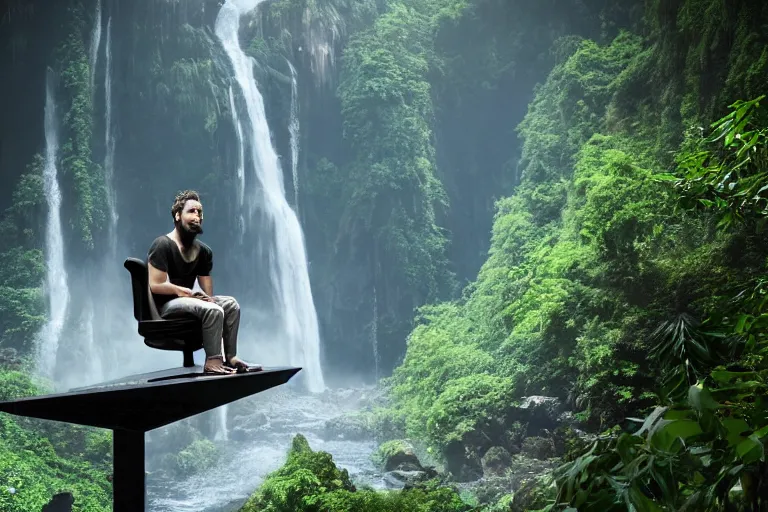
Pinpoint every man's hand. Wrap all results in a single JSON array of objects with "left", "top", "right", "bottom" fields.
[
  {"left": 193, "top": 291, "right": 215, "bottom": 303},
  {"left": 175, "top": 286, "right": 196, "bottom": 298}
]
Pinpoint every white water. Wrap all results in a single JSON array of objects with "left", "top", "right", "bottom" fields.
[
  {"left": 287, "top": 59, "right": 300, "bottom": 212},
  {"left": 214, "top": 407, "right": 229, "bottom": 442},
  {"left": 79, "top": 297, "right": 104, "bottom": 384},
  {"left": 104, "top": 16, "right": 118, "bottom": 255},
  {"left": 37, "top": 72, "right": 70, "bottom": 380},
  {"left": 88, "top": 0, "right": 102, "bottom": 94},
  {"left": 372, "top": 286, "right": 379, "bottom": 382},
  {"left": 147, "top": 386, "right": 386, "bottom": 512},
  {"left": 215, "top": 0, "right": 325, "bottom": 392},
  {"left": 228, "top": 85, "right": 246, "bottom": 243},
  {"left": 302, "top": 2, "right": 344, "bottom": 87}
]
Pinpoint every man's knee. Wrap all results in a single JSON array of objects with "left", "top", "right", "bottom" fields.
[
  {"left": 218, "top": 296, "right": 240, "bottom": 314},
  {"left": 202, "top": 303, "right": 225, "bottom": 323}
]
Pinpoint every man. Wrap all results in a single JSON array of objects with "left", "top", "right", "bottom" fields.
[{"left": 147, "top": 190, "right": 260, "bottom": 375}]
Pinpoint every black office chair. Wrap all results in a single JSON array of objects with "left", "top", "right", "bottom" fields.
[{"left": 124, "top": 257, "right": 203, "bottom": 367}]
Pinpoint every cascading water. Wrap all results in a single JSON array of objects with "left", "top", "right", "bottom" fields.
[
  {"left": 79, "top": 296, "right": 104, "bottom": 383},
  {"left": 214, "top": 0, "right": 325, "bottom": 392},
  {"left": 302, "top": 1, "right": 344, "bottom": 87},
  {"left": 372, "top": 286, "right": 379, "bottom": 383},
  {"left": 104, "top": 15, "right": 118, "bottom": 254},
  {"left": 228, "top": 85, "right": 246, "bottom": 243},
  {"left": 61, "top": 2, "right": 111, "bottom": 390},
  {"left": 88, "top": 0, "right": 102, "bottom": 94},
  {"left": 287, "top": 58, "right": 300, "bottom": 212},
  {"left": 37, "top": 71, "right": 70, "bottom": 380}
]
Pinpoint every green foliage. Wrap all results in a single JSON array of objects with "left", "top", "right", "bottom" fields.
[
  {"left": 673, "top": 95, "right": 768, "bottom": 229},
  {"left": 380, "top": 14, "right": 768, "bottom": 495},
  {"left": 331, "top": 0, "right": 479, "bottom": 370},
  {"left": 0, "top": 245, "right": 45, "bottom": 352},
  {"left": 0, "top": 153, "right": 45, "bottom": 252},
  {"left": 386, "top": 303, "right": 495, "bottom": 439},
  {"left": 541, "top": 98, "right": 768, "bottom": 511},
  {"left": 426, "top": 374, "right": 515, "bottom": 448},
  {"left": 240, "top": 434, "right": 469, "bottom": 512},
  {"left": 371, "top": 439, "right": 413, "bottom": 468},
  {"left": 55, "top": 2, "right": 107, "bottom": 251},
  {"left": 172, "top": 439, "right": 220, "bottom": 477},
  {"left": 0, "top": 286, "right": 45, "bottom": 352},
  {"left": 380, "top": 31, "right": 666, "bottom": 462},
  {"left": 241, "top": 434, "right": 356, "bottom": 512},
  {"left": 0, "top": 369, "right": 111, "bottom": 512},
  {"left": 0, "top": 154, "right": 47, "bottom": 353}
]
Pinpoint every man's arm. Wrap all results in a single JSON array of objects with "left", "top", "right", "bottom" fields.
[
  {"left": 148, "top": 263, "right": 194, "bottom": 297},
  {"left": 198, "top": 275, "right": 213, "bottom": 296}
]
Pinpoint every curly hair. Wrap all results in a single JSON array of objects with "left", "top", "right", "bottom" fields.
[{"left": 171, "top": 190, "right": 202, "bottom": 221}]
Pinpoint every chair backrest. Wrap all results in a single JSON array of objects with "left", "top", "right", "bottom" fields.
[{"left": 124, "top": 258, "right": 161, "bottom": 321}]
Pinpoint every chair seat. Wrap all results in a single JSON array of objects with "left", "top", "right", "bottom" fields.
[
  {"left": 137, "top": 317, "right": 202, "bottom": 339},
  {"left": 138, "top": 318, "right": 204, "bottom": 352},
  {"left": 124, "top": 257, "right": 205, "bottom": 367}
]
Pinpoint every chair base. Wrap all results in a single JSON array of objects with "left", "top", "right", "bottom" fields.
[{"left": 183, "top": 350, "right": 194, "bottom": 368}]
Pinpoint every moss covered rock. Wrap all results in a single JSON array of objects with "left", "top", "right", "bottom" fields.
[
  {"left": 373, "top": 439, "right": 423, "bottom": 472},
  {"left": 240, "top": 434, "right": 470, "bottom": 512},
  {"left": 481, "top": 446, "right": 512, "bottom": 477},
  {"left": 520, "top": 437, "right": 556, "bottom": 460}
]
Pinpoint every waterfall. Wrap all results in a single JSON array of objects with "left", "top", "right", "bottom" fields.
[
  {"left": 372, "top": 286, "right": 379, "bottom": 383},
  {"left": 228, "top": 85, "right": 246, "bottom": 243},
  {"left": 215, "top": 0, "right": 325, "bottom": 392},
  {"left": 37, "top": 71, "right": 70, "bottom": 380},
  {"left": 302, "top": 1, "right": 344, "bottom": 87},
  {"left": 88, "top": 0, "right": 102, "bottom": 93},
  {"left": 104, "top": 15, "right": 118, "bottom": 254},
  {"left": 287, "top": 58, "right": 300, "bottom": 212},
  {"left": 214, "top": 407, "right": 229, "bottom": 442},
  {"left": 80, "top": 296, "right": 104, "bottom": 384}
]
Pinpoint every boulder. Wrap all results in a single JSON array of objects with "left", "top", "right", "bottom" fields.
[
  {"left": 443, "top": 439, "right": 483, "bottom": 482},
  {"left": 382, "top": 468, "right": 438, "bottom": 489},
  {"left": 481, "top": 446, "right": 512, "bottom": 477},
  {"left": 323, "top": 413, "right": 374, "bottom": 441},
  {"left": 230, "top": 411, "right": 268, "bottom": 431},
  {"left": 520, "top": 436, "right": 556, "bottom": 460},
  {"left": 511, "top": 396, "right": 564, "bottom": 432},
  {"left": 374, "top": 440, "right": 423, "bottom": 472},
  {"left": 155, "top": 439, "right": 220, "bottom": 478},
  {"left": 41, "top": 493, "right": 74, "bottom": 512},
  {"left": 467, "top": 456, "right": 557, "bottom": 506},
  {"left": 146, "top": 422, "right": 202, "bottom": 455}
]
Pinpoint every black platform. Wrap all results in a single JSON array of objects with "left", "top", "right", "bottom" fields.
[{"left": 0, "top": 366, "right": 301, "bottom": 511}]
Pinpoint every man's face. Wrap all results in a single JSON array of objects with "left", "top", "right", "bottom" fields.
[{"left": 176, "top": 199, "right": 204, "bottom": 235}]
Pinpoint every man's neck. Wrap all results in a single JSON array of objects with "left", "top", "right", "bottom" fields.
[{"left": 169, "top": 228, "right": 197, "bottom": 249}]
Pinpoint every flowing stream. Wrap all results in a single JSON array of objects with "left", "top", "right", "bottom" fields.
[{"left": 147, "top": 386, "right": 387, "bottom": 512}]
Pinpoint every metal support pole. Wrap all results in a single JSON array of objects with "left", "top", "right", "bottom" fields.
[{"left": 113, "top": 429, "right": 145, "bottom": 512}]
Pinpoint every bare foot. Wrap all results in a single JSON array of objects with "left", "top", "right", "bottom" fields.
[
  {"left": 226, "top": 356, "right": 263, "bottom": 373},
  {"left": 204, "top": 356, "right": 236, "bottom": 375}
]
